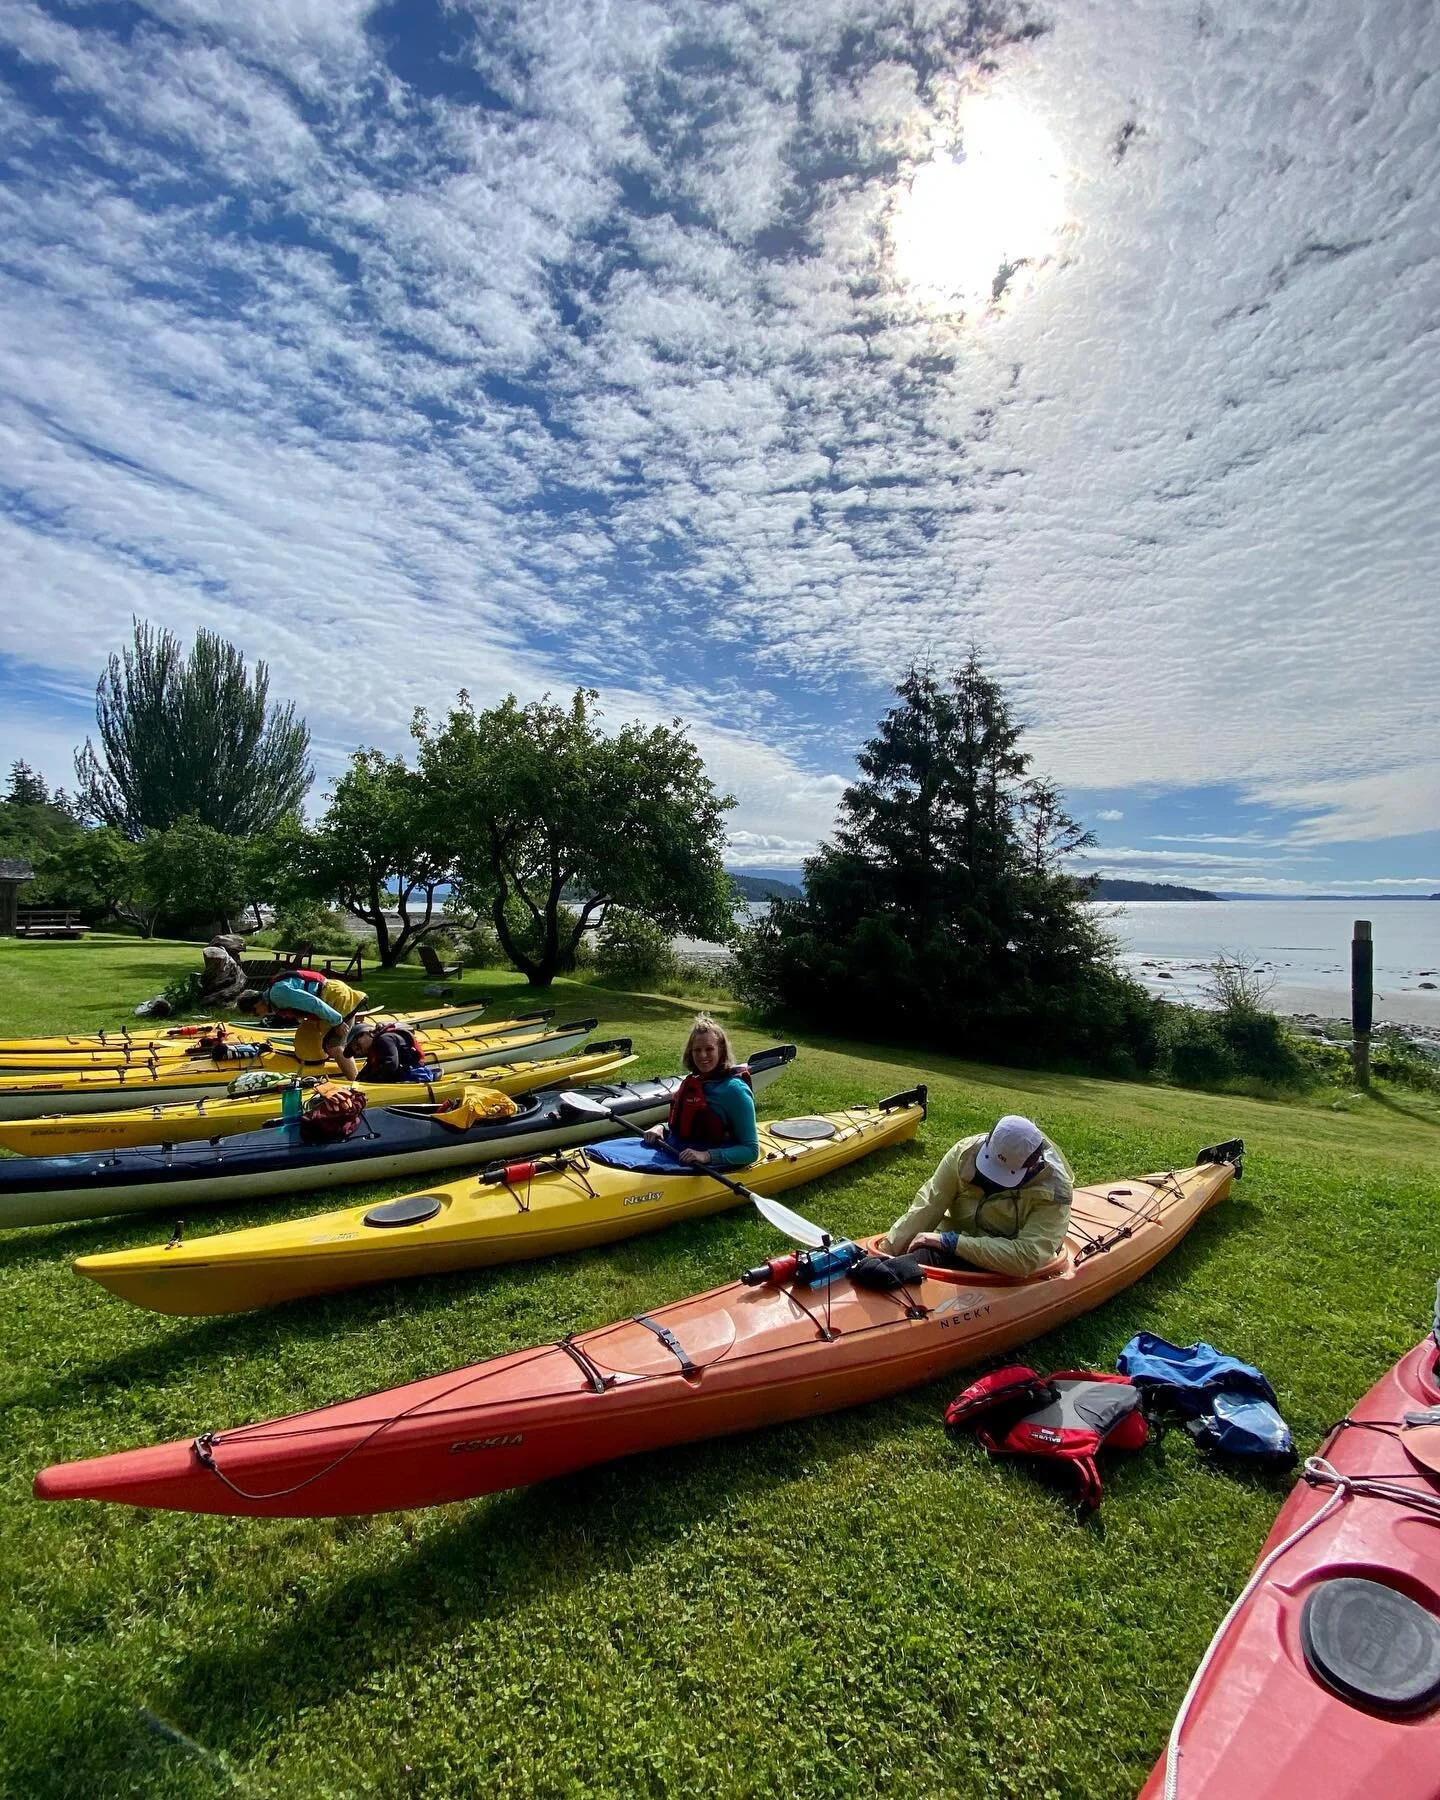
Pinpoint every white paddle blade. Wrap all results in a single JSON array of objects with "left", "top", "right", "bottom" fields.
[
  {"left": 752, "top": 1192, "right": 829, "bottom": 1248},
  {"left": 557, "top": 1090, "right": 612, "bottom": 1122}
]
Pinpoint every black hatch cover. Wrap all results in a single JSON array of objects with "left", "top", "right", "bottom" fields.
[
  {"left": 1300, "top": 1576, "right": 1440, "bottom": 1716},
  {"left": 363, "top": 1194, "right": 443, "bottom": 1228}
]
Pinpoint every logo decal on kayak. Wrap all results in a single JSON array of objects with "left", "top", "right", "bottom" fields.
[
  {"left": 933, "top": 1292, "right": 994, "bottom": 1327},
  {"left": 623, "top": 1190, "right": 665, "bottom": 1207},
  {"left": 450, "top": 1434, "right": 524, "bottom": 1454}
]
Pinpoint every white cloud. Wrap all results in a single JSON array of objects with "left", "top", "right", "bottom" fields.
[
  {"left": 0, "top": 0, "right": 1437, "bottom": 868},
  {"left": 1253, "top": 766, "right": 1440, "bottom": 847},
  {"left": 1096, "top": 808, "right": 1123, "bottom": 821}
]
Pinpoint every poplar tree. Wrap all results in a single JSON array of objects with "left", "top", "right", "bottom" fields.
[{"left": 74, "top": 620, "right": 312, "bottom": 837}]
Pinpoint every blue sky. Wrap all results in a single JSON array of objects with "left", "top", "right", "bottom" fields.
[{"left": 1, "top": 0, "right": 1436, "bottom": 895}]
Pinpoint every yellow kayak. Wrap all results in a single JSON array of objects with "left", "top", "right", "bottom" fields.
[
  {"left": 74, "top": 1089, "right": 926, "bottom": 1316},
  {"left": 0, "top": 1001, "right": 491, "bottom": 1056},
  {"left": 0, "top": 1018, "right": 597, "bottom": 1120},
  {"left": 0, "top": 1044, "right": 636, "bottom": 1156},
  {"left": 0, "top": 1008, "right": 547, "bottom": 1072}
]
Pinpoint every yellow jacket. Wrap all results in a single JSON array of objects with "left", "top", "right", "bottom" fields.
[{"left": 882, "top": 1131, "right": 1073, "bottom": 1277}]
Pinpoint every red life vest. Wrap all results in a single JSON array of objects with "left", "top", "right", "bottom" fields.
[
  {"left": 944, "top": 1365, "right": 1148, "bottom": 1512},
  {"left": 666, "top": 1068, "right": 751, "bottom": 1147}
]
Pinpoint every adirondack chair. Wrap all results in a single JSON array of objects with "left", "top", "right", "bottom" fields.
[{"left": 417, "top": 942, "right": 462, "bottom": 980}]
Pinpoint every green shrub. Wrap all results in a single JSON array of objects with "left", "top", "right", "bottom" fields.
[
  {"left": 671, "top": 956, "right": 734, "bottom": 1000},
  {"left": 1288, "top": 1033, "right": 1353, "bottom": 1087},
  {"left": 461, "top": 921, "right": 504, "bottom": 967},
  {"left": 595, "top": 911, "right": 678, "bottom": 989},
  {"left": 1215, "top": 1007, "right": 1306, "bottom": 1084},
  {"left": 1153, "top": 982, "right": 1309, "bottom": 1091},
  {"left": 160, "top": 968, "right": 205, "bottom": 1013},
  {"left": 1156, "top": 1007, "right": 1237, "bottom": 1086},
  {"left": 253, "top": 902, "right": 358, "bottom": 955},
  {"left": 1373, "top": 1031, "right": 1440, "bottom": 1093}
]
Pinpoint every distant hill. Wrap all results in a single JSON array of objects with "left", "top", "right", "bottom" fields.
[
  {"left": 729, "top": 872, "right": 804, "bottom": 903},
  {"left": 1089, "top": 878, "right": 1223, "bottom": 902}
]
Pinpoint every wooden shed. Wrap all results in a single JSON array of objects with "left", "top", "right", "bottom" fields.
[{"left": 0, "top": 858, "right": 34, "bottom": 936}]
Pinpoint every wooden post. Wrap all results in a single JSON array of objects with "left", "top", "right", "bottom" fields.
[{"left": 1351, "top": 919, "right": 1373, "bottom": 1090}]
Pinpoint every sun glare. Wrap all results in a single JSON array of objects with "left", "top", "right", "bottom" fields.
[{"left": 890, "top": 95, "right": 1067, "bottom": 317}]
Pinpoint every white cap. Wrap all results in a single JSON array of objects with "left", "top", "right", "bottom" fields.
[{"left": 975, "top": 1115, "right": 1046, "bottom": 1188}]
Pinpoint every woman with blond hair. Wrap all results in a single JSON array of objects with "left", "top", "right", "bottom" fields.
[{"left": 642, "top": 1014, "right": 759, "bottom": 1168}]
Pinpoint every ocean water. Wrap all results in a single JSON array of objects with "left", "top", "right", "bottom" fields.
[
  {"left": 689, "top": 898, "right": 1440, "bottom": 1025},
  {"left": 1096, "top": 900, "right": 1440, "bottom": 1025}
]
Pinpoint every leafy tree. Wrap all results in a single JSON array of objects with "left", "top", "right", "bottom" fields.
[
  {"left": 1, "top": 772, "right": 87, "bottom": 909},
  {"left": 141, "top": 817, "right": 251, "bottom": 934},
  {"left": 39, "top": 827, "right": 147, "bottom": 931},
  {"left": 296, "top": 751, "right": 456, "bottom": 968},
  {"left": 413, "top": 688, "right": 734, "bottom": 987},
  {"left": 74, "top": 619, "right": 312, "bottom": 838},
  {"left": 39, "top": 818, "right": 251, "bottom": 937},
  {"left": 732, "top": 655, "right": 1157, "bottom": 1067}
]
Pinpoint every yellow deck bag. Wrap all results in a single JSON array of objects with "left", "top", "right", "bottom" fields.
[{"left": 433, "top": 1085, "right": 521, "bottom": 1131}]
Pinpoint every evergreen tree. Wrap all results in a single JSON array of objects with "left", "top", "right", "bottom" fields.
[
  {"left": 74, "top": 619, "right": 312, "bottom": 837},
  {"left": 6, "top": 761, "right": 49, "bottom": 807},
  {"left": 732, "top": 655, "right": 1156, "bottom": 1068}
]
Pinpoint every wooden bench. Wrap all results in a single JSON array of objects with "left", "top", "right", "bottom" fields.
[{"left": 15, "top": 908, "right": 89, "bottom": 939}]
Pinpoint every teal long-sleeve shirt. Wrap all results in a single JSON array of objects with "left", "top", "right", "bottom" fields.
[{"left": 668, "top": 1074, "right": 759, "bottom": 1169}]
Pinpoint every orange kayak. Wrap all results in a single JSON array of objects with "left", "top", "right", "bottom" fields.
[{"left": 35, "top": 1146, "right": 1236, "bottom": 1518}]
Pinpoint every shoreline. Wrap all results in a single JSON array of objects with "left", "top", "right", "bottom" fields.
[{"left": 1124, "top": 964, "right": 1440, "bottom": 1030}]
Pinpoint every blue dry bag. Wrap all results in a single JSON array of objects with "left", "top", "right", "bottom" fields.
[
  {"left": 1187, "top": 1391, "right": 1295, "bottom": 1467},
  {"left": 1116, "top": 1332, "right": 1295, "bottom": 1470}
]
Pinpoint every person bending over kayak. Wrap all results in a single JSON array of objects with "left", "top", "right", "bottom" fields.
[
  {"left": 344, "top": 1021, "right": 427, "bottom": 1083},
  {"left": 236, "top": 971, "right": 369, "bottom": 1077},
  {"left": 878, "top": 1114, "right": 1073, "bottom": 1278},
  {"left": 642, "top": 1015, "right": 759, "bottom": 1169}
]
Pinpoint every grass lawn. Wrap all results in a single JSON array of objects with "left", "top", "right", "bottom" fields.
[{"left": 2, "top": 934, "right": 1437, "bottom": 1798}]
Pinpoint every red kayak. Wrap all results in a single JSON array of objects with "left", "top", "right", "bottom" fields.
[
  {"left": 1139, "top": 1332, "right": 1440, "bottom": 1800},
  {"left": 35, "top": 1150, "right": 1234, "bottom": 1518}
]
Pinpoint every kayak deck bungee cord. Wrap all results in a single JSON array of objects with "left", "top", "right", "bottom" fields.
[
  {"left": 0, "top": 1018, "right": 596, "bottom": 1120},
  {"left": 0, "top": 1045, "right": 796, "bottom": 1227},
  {"left": 71, "top": 1074, "right": 911, "bottom": 1317},
  {"left": 0, "top": 1044, "right": 632, "bottom": 1158},
  {"left": 37, "top": 1137, "right": 1237, "bottom": 1515}
]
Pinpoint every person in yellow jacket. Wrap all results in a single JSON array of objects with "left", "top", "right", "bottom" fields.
[
  {"left": 236, "top": 971, "right": 369, "bottom": 1075},
  {"left": 878, "top": 1114, "right": 1073, "bottom": 1278}
]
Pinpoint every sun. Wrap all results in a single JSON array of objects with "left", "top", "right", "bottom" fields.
[{"left": 889, "top": 94, "right": 1068, "bottom": 317}]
